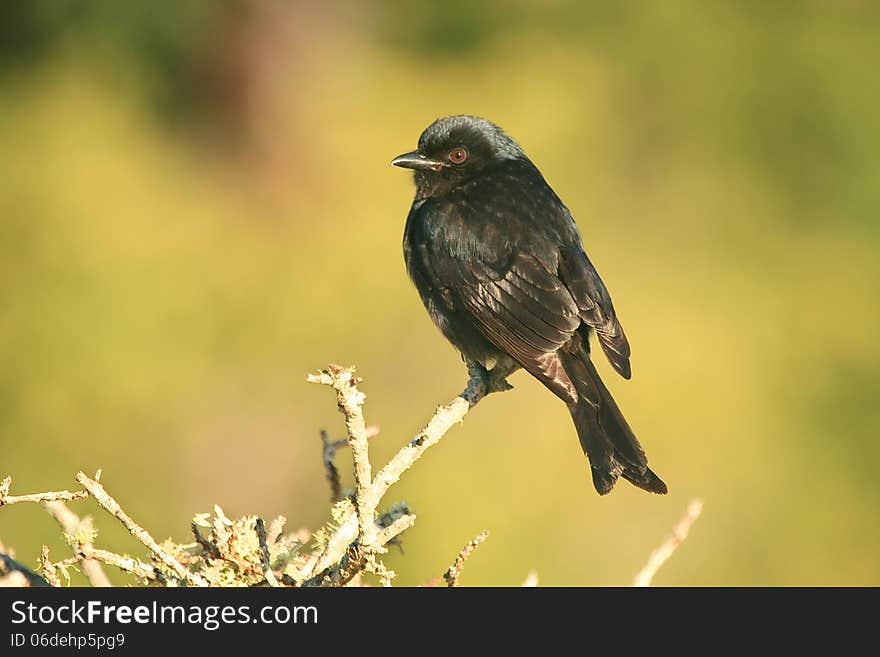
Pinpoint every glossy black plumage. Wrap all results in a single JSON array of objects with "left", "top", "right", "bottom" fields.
[{"left": 394, "top": 115, "right": 666, "bottom": 495}]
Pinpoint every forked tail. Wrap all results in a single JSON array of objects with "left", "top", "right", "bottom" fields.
[{"left": 559, "top": 350, "right": 667, "bottom": 495}]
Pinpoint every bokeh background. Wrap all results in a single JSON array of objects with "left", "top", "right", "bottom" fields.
[{"left": 1, "top": 1, "right": 878, "bottom": 586}]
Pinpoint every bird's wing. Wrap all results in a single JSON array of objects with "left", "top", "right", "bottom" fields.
[
  {"left": 448, "top": 252, "right": 583, "bottom": 404},
  {"left": 557, "top": 246, "right": 632, "bottom": 379}
]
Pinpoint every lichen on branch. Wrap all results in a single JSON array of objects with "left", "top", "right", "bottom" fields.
[
  {"left": 1, "top": 362, "right": 502, "bottom": 587},
  {"left": 0, "top": 363, "right": 701, "bottom": 588}
]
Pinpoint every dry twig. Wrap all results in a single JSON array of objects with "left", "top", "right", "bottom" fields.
[
  {"left": 444, "top": 530, "right": 490, "bottom": 587},
  {"left": 0, "top": 475, "right": 86, "bottom": 507},
  {"left": 40, "top": 545, "right": 61, "bottom": 587},
  {"left": 375, "top": 513, "right": 416, "bottom": 547},
  {"left": 305, "top": 361, "right": 494, "bottom": 581},
  {"left": 75, "top": 471, "right": 207, "bottom": 587},
  {"left": 320, "top": 425, "right": 381, "bottom": 504},
  {"left": 6, "top": 362, "right": 689, "bottom": 589},
  {"left": 80, "top": 547, "right": 160, "bottom": 583},
  {"left": 371, "top": 361, "right": 489, "bottom": 502},
  {"left": 633, "top": 499, "right": 703, "bottom": 587},
  {"left": 308, "top": 365, "right": 376, "bottom": 544}
]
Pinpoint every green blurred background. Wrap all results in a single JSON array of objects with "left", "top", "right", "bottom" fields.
[{"left": 1, "top": 0, "right": 878, "bottom": 586}]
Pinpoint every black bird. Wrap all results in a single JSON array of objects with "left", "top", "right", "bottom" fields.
[{"left": 392, "top": 115, "right": 666, "bottom": 495}]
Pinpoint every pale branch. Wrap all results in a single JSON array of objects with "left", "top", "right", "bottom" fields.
[
  {"left": 304, "top": 512, "right": 358, "bottom": 581},
  {"left": 80, "top": 547, "right": 161, "bottom": 583},
  {"left": 304, "top": 361, "right": 495, "bottom": 580},
  {"left": 633, "top": 498, "right": 703, "bottom": 587},
  {"left": 375, "top": 513, "right": 416, "bottom": 547},
  {"left": 371, "top": 360, "right": 489, "bottom": 502},
  {"left": 320, "top": 426, "right": 381, "bottom": 503},
  {"left": 74, "top": 471, "right": 207, "bottom": 587},
  {"left": 42, "top": 501, "right": 112, "bottom": 587},
  {"left": 364, "top": 553, "right": 395, "bottom": 587},
  {"left": 40, "top": 545, "right": 61, "bottom": 587},
  {"left": 0, "top": 358, "right": 701, "bottom": 588},
  {"left": 254, "top": 518, "right": 280, "bottom": 587},
  {"left": 302, "top": 509, "right": 415, "bottom": 588},
  {"left": 309, "top": 365, "right": 375, "bottom": 544},
  {"left": 444, "top": 530, "right": 490, "bottom": 587},
  {"left": 0, "top": 475, "right": 87, "bottom": 507}
]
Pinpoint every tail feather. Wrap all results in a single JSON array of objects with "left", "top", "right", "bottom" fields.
[
  {"left": 559, "top": 350, "right": 667, "bottom": 496},
  {"left": 622, "top": 467, "right": 668, "bottom": 495}
]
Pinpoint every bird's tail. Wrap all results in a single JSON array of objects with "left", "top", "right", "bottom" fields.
[{"left": 558, "top": 350, "right": 667, "bottom": 495}]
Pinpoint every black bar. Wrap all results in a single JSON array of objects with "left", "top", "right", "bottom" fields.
[{"left": 0, "top": 587, "right": 875, "bottom": 651}]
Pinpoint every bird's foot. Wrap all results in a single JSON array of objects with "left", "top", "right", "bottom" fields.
[
  {"left": 465, "top": 358, "right": 517, "bottom": 395},
  {"left": 486, "top": 370, "right": 514, "bottom": 393}
]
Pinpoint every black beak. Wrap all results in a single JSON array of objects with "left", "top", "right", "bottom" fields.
[{"left": 391, "top": 150, "right": 445, "bottom": 172}]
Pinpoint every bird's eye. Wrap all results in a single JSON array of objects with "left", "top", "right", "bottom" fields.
[{"left": 448, "top": 147, "right": 468, "bottom": 164}]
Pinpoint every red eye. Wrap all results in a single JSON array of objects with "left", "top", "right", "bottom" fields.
[{"left": 448, "top": 147, "right": 468, "bottom": 164}]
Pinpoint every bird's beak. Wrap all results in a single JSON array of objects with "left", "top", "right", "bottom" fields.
[{"left": 391, "top": 150, "right": 445, "bottom": 172}]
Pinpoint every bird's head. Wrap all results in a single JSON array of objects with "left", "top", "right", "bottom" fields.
[{"left": 391, "top": 115, "right": 524, "bottom": 198}]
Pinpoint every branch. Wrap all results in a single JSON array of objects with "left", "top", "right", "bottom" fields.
[
  {"left": 309, "top": 365, "right": 375, "bottom": 544},
  {"left": 321, "top": 426, "right": 381, "bottom": 503},
  {"left": 0, "top": 475, "right": 87, "bottom": 507},
  {"left": 371, "top": 361, "right": 489, "bottom": 502},
  {"left": 375, "top": 512, "right": 416, "bottom": 546},
  {"left": 444, "top": 530, "right": 489, "bottom": 587},
  {"left": 633, "top": 499, "right": 703, "bottom": 587},
  {"left": 80, "top": 547, "right": 161, "bottom": 583},
  {"left": 303, "top": 362, "right": 492, "bottom": 581},
  {"left": 74, "top": 472, "right": 207, "bottom": 587},
  {"left": 2, "top": 363, "right": 505, "bottom": 588},
  {"left": 304, "top": 513, "right": 358, "bottom": 582},
  {"left": 43, "top": 501, "right": 112, "bottom": 587},
  {"left": 40, "top": 545, "right": 62, "bottom": 587}
]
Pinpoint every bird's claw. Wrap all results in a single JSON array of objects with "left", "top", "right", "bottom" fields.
[
  {"left": 466, "top": 359, "right": 515, "bottom": 395},
  {"left": 487, "top": 374, "right": 514, "bottom": 393}
]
